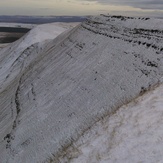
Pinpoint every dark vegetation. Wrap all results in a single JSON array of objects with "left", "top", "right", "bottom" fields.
[
  {"left": 100, "top": 14, "right": 150, "bottom": 21},
  {"left": 0, "top": 33, "right": 25, "bottom": 43},
  {"left": 0, "top": 27, "right": 30, "bottom": 33},
  {"left": 0, "top": 27, "right": 30, "bottom": 43},
  {"left": 133, "top": 28, "right": 163, "bottom": 34}
]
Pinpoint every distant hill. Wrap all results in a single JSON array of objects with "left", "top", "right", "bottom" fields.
[{"left": 0, "top": 16, "right": 86, "bottom": 24}]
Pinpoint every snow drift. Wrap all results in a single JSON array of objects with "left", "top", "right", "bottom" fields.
[
  {"left": 59, "top": 83, "right": 163, "bottom": 163},
  {"left": 0, "top": 15, "right": 163, "bottom": 163}
]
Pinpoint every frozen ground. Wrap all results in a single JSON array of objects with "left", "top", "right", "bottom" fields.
[
  {"left": 0, "top": 15, "right": 163, "bottom": 163},
  {"left": 59, "top": 83, "right": 163, "bottom": 163}
]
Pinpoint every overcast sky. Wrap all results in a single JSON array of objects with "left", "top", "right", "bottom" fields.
[{"left": 0, "top": 0, "right": 163, "bottom": 17}]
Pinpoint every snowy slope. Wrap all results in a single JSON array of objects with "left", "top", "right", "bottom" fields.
[
  {"left": 0, "top": 22, "right": 77, "bottom": 92},
  {"left": 0, "top": 15, "right": 163, "bottom": 163},
  {"left": 59, "top": 83, "right": 163, "bottom": 163},
  {"left": 0, "top": 22, "right": 77, "bottom": 162}
]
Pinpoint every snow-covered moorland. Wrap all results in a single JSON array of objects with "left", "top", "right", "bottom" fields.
[
  {"left": 0, "top": 15, "right": 163, "bottom": 163},
  {"left": 59, "top": 83, "right": 163, "bottom": 163}
]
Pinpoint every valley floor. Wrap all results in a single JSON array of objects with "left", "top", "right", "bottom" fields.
[{"left": 0, "top": 23, "right": 35, "bottom": 48}]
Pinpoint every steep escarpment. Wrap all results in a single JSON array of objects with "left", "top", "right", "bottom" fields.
[{"left": 0, "top": 15, "right": 163, "bottom": 163}]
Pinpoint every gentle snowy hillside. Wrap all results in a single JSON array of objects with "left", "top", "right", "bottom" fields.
[
  {"left": 0, "top": 15, "right": 163, "bottom": 163},
  {"left": 58, "top": 83, "right": 163, "bottom": 163},
  {"left": 0, "top": 22, "right": 77, "bottom": 92},
  {"left": 0, "top": 22, "right": 78, "bottom": 162}
]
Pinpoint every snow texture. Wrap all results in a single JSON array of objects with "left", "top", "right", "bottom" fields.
[
  {"left": 59, "top": 83, "right": 163, "bottom": 163},
  {"left": 0, "top": 15, "right": 163, "bottom": 163}
]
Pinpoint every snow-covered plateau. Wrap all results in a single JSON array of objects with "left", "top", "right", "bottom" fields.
[{"left": 0, "top": 15, "right": 163, "bottom": 163}]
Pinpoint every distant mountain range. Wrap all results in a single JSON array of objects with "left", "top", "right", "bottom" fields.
[{"left": 0, "top": 15, "right": 87, "bottom": 24}]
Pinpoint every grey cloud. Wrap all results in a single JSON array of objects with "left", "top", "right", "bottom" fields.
[{"left": 79, "top": 0, "right": 163, "bottom": 10}]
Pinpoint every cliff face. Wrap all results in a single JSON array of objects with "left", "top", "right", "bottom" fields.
[{"left": 0, "top": 15, "right": 163, "bottom": 163}]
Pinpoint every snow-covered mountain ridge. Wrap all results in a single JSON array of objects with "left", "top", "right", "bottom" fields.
[
  {"left": 58, "top": 83, "right": 163, "bottom": 163},
  {"left": 0, "top": 15, "right": 163, "bottom": 163}
]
